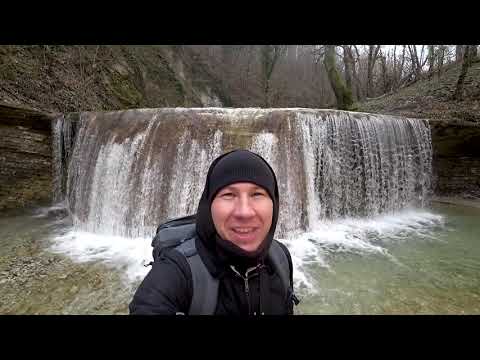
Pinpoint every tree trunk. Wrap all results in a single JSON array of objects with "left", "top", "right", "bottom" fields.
[
  {"left": 367, "top": 45, "right": 380, "bottom": 97},
  {"left": 244, "top": 46, "right": 255, "bottom": 92},
  {"left": 397, "top": 45, "right": 406, "bottom": 89},
  {"left": 392, "top": 46, "right": 397, "bottom": 91},
  {"left": 453, "top": 45, "right": 473, "bottom": 100},
  {"left": 456, "top": 45, "right": 465, "bottom": 62},
  {"left": 471, "top": 45, "right": 478, "bottom": 58},
  {"left": 437, "top": 46, "right": 445, "bottom": 78},
  {"left": 352, "top": 45, "right": 362, "bottom": 100},
  {"left": 260, "top": 45, "right": 286, "bottom": 107},
  {"left": 343, "top": 46, "right": 354, "bottom": 99},
  {"left": 427, "top": 45, "right": 435, "bottom": 79},
  {"left": 408, "top": 45, "right": 422, "bottom": 82},
  {"left": 380, "top": 53, "right": 388, "bottom": 93},
  {"left": 264, "top": 79, "right": 271, "bottom": 107},
  {"left": 324, "top": 45, "right": 354, "bottom": 110}
]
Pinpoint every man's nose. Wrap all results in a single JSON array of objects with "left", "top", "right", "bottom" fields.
[{"left": 232, "top": 195, "right": 255, "bottom": 218}]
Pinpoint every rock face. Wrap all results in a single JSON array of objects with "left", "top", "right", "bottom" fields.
[
  {"left": 429, "top": 119, "right": 480, "bottom": 198},
  {"left": 0, "top": 103, "right": 56, "bottom": 211}
]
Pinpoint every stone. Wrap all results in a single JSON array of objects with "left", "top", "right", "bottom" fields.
[{"left": 0, "top": 104, "right": 55, "bottom": 211}]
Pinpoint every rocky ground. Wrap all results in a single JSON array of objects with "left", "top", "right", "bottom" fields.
[{"left": 0, "top": 209, "right": 134, "bottom": 314}]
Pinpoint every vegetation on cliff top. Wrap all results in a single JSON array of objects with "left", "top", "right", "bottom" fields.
[
  {"left": 0, "top": 45, "right": 230, "bottom": 114},
  {"left": 1, "top": 45, "right": 479, "bottom": 122}
]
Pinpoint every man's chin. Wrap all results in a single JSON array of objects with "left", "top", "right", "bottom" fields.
[{"left": 235, "top": 241, "right": 262, "bottom": 253}]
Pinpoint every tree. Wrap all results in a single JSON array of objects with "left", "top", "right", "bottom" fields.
[
  {"left": 453, "top": 45, "right": 474, "bottom": 100},
  {"left": 396, "top": 45, "right": 407, "bottom": 89},
  {"left": 407, "top": 45, "right": 424, "bottom": 83},
  {"left": 456, "top": 45, "right": 465, "bottom": 62},
  {"left": 367, "top": 45, "right": 381, "bottom": 97},
  {"left": 352, "top": 45, "right": 363, "bottom": 100},
  {"left": 379, "top": 50, "right": 389, "bottom": 93},
  {"left": 324, "top": 45, "right": 354, "bottom": 110},
  {"left": 436, "top": 45, "right": 446, "bottom": 78},
  {"left": 427, "top": 45, "right": 435, "bottom": 79},
  {"left": 260, "top": 45, "right": 286, "bottom": 107},
  {"left": 471, "top": 46, "right": 478, "bottom": 58},
  {"left": 342, "top": 46, "right": 355, "bottom": 99}
]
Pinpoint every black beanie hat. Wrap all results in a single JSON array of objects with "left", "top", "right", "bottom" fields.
[{"left": 207, "top": 149, "right": 276, "bottom": 202}]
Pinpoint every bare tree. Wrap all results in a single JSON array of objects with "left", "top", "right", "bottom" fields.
[
  {"left": 456, "top": 45, "right": 465, "bottom": 62},
  {"left": 260, "top": 45, "right": 286, "bottom": 107},
  {"left": 436, "top": 45, "right": 446, "bottom": 78},
  {"left": 352, "top": 45, "right": 363, "bottom": 100},
  {"left": 379, "top": 50, "right": 389, "bottom": 94},
  {"left": 408, "top": 45, "right": 423, "bottom": 82},
  {"left": 397, "top": 45, "right": 407, "bottom": 89},
  {"left": 186, "top": 44, "right": 472, "bottom": 109},
  {"left": 367, "top": 45, "right": 381, "bottom": 97},
  {"left": 342, "top": 45, "right": 355, "bottom": 99},
  {"left": 453, "top": 45, "right": 474, "bottom": 100},
  {"left": 471, "top": 45, "right": 478, "bottom": 58},
  {"left": 427, "top": 45, "right": 435, "bottom": 79},
  {"left": 324, "top": 45, "right": 354, "bottom": 110}
]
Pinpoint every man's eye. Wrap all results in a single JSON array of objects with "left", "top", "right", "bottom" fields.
[
  {"left": 221, "top": 193, "right": 234, "bottom": 198},
  {"left": 253, "top": 192, "right": 266, "bottom": 197}
]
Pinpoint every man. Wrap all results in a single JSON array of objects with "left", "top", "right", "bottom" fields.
[{"left": 129, "top": 149, "right": 297, "bottom": 315}]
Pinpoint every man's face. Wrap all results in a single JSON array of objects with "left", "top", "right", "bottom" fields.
[{"left": 211, "top": 182, "right": 273, "bottom": 253}]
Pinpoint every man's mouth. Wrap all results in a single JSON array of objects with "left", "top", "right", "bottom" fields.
[{"left": 232, "top": 227, "right": 257, "bottom": 234}]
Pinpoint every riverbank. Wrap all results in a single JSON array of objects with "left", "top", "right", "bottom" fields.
[{"left": 0, "top": 207, "right": 132, "bottom": 314}]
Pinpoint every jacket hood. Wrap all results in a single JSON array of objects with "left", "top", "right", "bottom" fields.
[{"left": 195, "top": 149, "right": 280, "bottom": 275}]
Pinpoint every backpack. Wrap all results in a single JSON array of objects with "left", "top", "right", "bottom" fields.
[{"left": 149, "top": 215, "right": 299, "bottom": 315}]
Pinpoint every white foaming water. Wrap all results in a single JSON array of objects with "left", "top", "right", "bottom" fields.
[
  {"left": 85, "top": 133, "right": 146, "bottom": 236},
  {"left": 51, "top": 231, "right": 153, "bottom": 282},
  {"left": 279, "top": 208, "right": 444, "bottom": 292},
  {"left": 51, "top": 208, "right": 445, "bottom": 288}
]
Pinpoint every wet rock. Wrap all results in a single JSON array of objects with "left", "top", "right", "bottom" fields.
[{"left": 47, "top": 208, "right": 69, "bottom": 218}]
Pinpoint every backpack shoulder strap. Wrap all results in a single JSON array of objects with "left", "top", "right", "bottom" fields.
[
  {"left": 268, "top": 240, "right": 292, "bottom": 295},
  {"left": 175, "top": 237, "right": 219, "bottom": 315}
]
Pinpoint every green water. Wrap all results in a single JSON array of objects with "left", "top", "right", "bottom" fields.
[
  {"left": 296, "top": 203, "right": 480, "bottom": 314},
  {"left": 0, "top": 202, "right": 479, "bottom": 314}
]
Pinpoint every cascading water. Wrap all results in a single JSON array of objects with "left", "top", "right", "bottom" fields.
[
  {"left": 50, "top": 108, "right": 440, "bottom": 288},
  {"left": 52, "top": 114, "right": 76, "bottom": 203}
]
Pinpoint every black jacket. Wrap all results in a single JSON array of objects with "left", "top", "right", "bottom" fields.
[{"left": 129, "top": 236, "right": 295, "bottom": 315}]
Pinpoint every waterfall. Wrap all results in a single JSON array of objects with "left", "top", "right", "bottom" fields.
[
  {"left": 52, "top": 108, "right": 432, "bottom": 239},
  {"left": 52, "top": 114, "right": 76, "bottom": 203}
]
